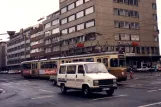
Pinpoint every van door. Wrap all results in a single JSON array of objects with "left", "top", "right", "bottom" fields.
[
  {"left": 66, "top": 65, "right": 76, "bottom": 88},
  {"left": 75, "top": 65, "right": 85, "bottom": 89},
  {"left": 58, "top": 66, "right": 67, "bottom": 85}
]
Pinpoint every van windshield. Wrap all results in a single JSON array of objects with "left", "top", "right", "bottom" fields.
[{"left": 85, "top": 63, "right": 108, "bottom": 73}]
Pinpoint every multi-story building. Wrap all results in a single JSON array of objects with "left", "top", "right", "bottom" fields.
[
  {"left": 0, "top": 42, "right": 7, "bottom": 70},
  {"left": 6, "top": 27, "right": 32, "bottom": 69},
  {"left": 58, "top": 0, "right": 159, "bottom": 56},
  {"left": 5, "top": 0, "right": 160, "bottom": 69},
  {"left": 43, "top": 10, "right": 61, "bottom": 58},
  {"left": 30, "top": 24, "right": 44, "bottom": 59}
]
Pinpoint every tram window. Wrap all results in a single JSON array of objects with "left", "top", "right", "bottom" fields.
[
  {"left": 62, "top": 60, "right": 64, "bottom": 64},
  {"left": 97, "top": 59, "right": 101, "bottom": 63},
  {"left": 79, "top": 59, "right": 84, "bottom": 62},
  {"left": 110, "top": 59, "right": 119, "bottom": 67},
  {"left": 103, "top": 58, "right": 108, "bottom": 66},
  {"left": 22, "top": 63, "right": 31, "bottom": 69},
  {"left": 86, "top": 58, "right": 94, "bottom": 62},
  {"left": 73, "top": 59, "right": 79, "bottom": 62}
]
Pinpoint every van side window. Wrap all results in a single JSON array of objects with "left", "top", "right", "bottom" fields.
[
  {"left": 103, "top": 58, "right": 108, "bottom": 67},
  {"left": 78, "top": 65, "right": 84, "bottom": 74},
  {"left": 97, "top": 58, "right": 101, "bottom": 63},
  {"left": 67, "top": 66, "right": 76, "bottom": 74},
  {"left": 59, "top": 66, "right": 66, "bottom": 74}
]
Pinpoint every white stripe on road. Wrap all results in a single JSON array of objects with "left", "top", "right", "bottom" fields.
[
  {"left": 0, "top": 88, "right": 5, "bottom": 94},
  {"left": 148, "top": 89, "right": 161, "bottom": 93},
  {"left": 138, "top": 101, "right": 161, "bottom": 107},
  {"left": 39, "top": 89, "right": 55, "bottom": 93},
  {"left": 31, "top": 95, "right": 54, "bottom": 100},
  {"left": 92, "top": 94, "right": 128, "bottom": 101}
]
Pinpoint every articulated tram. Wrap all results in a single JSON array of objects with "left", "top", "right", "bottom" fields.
[{"left": 21, "top": 52, "right": 127, "bottom": 81}]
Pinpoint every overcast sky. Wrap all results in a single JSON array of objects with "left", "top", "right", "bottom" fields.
[{"left": 0, "top": 0, "right": 161, "bottom": 46}]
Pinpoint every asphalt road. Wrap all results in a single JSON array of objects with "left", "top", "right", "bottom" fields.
[{"left": 0, "top": 73, "right": 161, "bottom": 107}]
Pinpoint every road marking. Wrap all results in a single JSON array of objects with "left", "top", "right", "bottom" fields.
[
  {"left": 39, "top": 89, "right": 55, "bottom": 93},
  {"left": 0, "top": 88, "right": 5, "bottom": 94},
  {"left": 138, "top": 101, "right": 161, "bottom": 107},
  {"left": 148, "top": 89, "right": 161, "bottom": 93},
  {"left": 92, "top": 94, "right": 128, "bottom": 101},
  {"left": 31, "top": 95, "right": 54, "bottom": 100}
]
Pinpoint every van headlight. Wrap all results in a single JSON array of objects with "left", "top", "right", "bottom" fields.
[
  {"left": 113, "top": 79, "right": 117, "bottom": 83},
  {"left": 93, "top": 80, "right": 99, "bottom": 86}
]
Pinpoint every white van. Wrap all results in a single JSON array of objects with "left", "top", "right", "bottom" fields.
[{"left": 57, "top": 62, "right": 117, "bottom": 96}]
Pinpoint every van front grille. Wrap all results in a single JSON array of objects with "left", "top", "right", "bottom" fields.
[{"left": 98, "top": 79, "right": 113, "bottom": 85}]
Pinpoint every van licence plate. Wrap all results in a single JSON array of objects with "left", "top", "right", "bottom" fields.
[{"left": 102, "top": 88, "right": 110, "bottom": 91}]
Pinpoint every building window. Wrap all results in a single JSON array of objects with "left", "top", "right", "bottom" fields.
[
  {"left": 120, "top": 34, "right": 130, "bottom": 41},
  {"left": 60, "top": 0, "right": 66, "bottom": 3},
  {"left": 68, "top": 14, "right": 75, "bottom": 22},
  {"left": 154, "top": 25, "right": 158, "bottom": 31},
  {"left": 77, "top": 23, "right": 85, "bottom": 31},
  {"left": 45, "top": 39, "right": 51, "bottom": 45},
  {"left": 146, "top": 47, "right": 150, "bottom": 54},
  {"left": 53, "top": 46, "right": 60, "bottom": 52},
  {"left": 45, "top": 23, "right": 51, "bottom": 29},
  {"left": 85, "top": 0, "right": 90, "bottom": 2},
  {"left": 76, "top": 0, "right": 84, "bottom": 7},
  {"left": 142, "top": 47, "right": 145, "bottom": 54},
  {"left": 77, "top": 36, "right": 85, "bottom": 42},
  {"left": 85, "top": 6, "right": 94, "bottom": 15},
  {"left": 45, "top": 31, "right": 51, "bottom": 37},
  {"left": 131, "top": 34, "right": 139, "bottom": 41},
  {"left": 52, "top": 28, "right": 59, "bottom": 34},
  {"left": 68, "top": 3, "right": 75, "bottom": 10},
  {"left": 52, "top": 37, "right": 60, "bottom": 43},
  {"left": 52, "top": 19, "right": 59, "bottom": 26},
  {"left": 115, "top": 34, "right": 120, "bottom": 40},
  {"left": 152, "top": 3, "right": 156, "bottom": 10},
  {"left": 61, "top": 7, "right": 67, "bottom": 14},
  {"left": 69, "top": 26, "right": 76, "bottom": 33},
  {"left": 76, "top": 11, "right": 84, "bottom": 19},
  {"left": 61, "top": 18, "right": 67, "bottom": 25},
  {"left": 86, "top": 20, "right": 95, "bottom": 28},
  {"left": 114, "top": 21, "right": 119, "bottom": 28},
  {"left": 61, "top": 29, "right": 68, "bottom": 35},
  {"left": 45, "top": 48, "right": 51, "bottom": 53},
  {"left": 62, "top": 40, "right": 68, "bottom": 46},
  {"left": 69, "top": 38, "right": 76, "bottom": 44},
  {"left": 153, "top": 14, "right": 157, "bottom": 21},
  {"left": 151, "top": 47, "right": 155, "bottom": 54},
  {"left": 154, "top": 36, "right": 159, "bottom": 42},
  {"left": 130, "top": 22, "right": 139, "bottom": 29},
  {"left": 137, "top": 47, "right": 140, "bottom": 53}
]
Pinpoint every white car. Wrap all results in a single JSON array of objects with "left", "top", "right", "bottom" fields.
[
  {"left": 137, "top": 67, "right": 150, "bottom": 72},
  {"left": 57, "top": 62, "right": 117, "bottom": 96}
]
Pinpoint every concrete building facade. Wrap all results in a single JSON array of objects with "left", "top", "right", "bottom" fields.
[
  {"left": 58, "top": 0, "right": 159, "bottom": 56},
  {"left": 6, "top": 27, "right": 32, "bottom": 69},
  {"left": 0, "top": 42, "right": 7, "bottom": 70}
]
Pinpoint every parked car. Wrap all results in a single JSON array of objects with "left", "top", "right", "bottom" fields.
[{"left": 136, "top": 67, "right": 150, "bottom": 72}]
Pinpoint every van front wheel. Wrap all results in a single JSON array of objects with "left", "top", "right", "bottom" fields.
[
  {"left": 106, "top": 89, "right": 114, "bottom": 96},
  {"left": 61, "top": 84, "right": 67, "bottom": 94},
  {"left": 82, "top": 85, "right": 91, "bottom": 96}
]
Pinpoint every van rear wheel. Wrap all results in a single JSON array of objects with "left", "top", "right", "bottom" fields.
[
  {"left": 106, "top": 89, "right": 114, "bottom": 96},
  {"left": 61, "top": 84, "right": 67, "bottom": 94}
]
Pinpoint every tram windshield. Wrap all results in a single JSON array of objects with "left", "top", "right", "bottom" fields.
[{"left": 110, "top": 58, "right": 126, "bottom": 67}]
